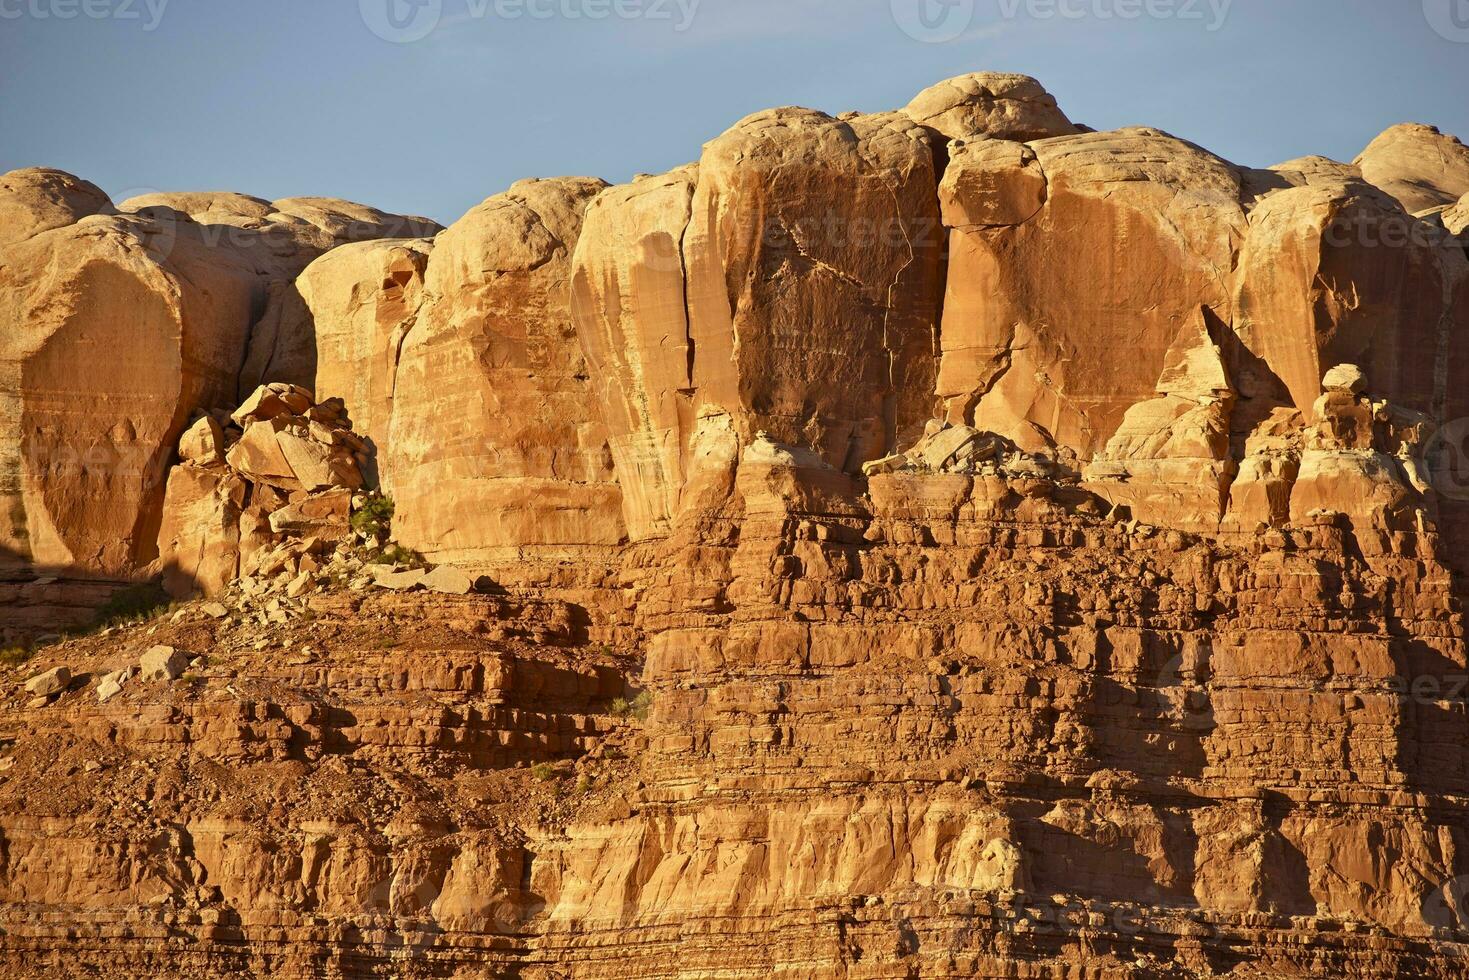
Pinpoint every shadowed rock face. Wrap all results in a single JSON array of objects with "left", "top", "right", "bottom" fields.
[
  {"left": 298, "top": 237, "right": 434, "bottom": 469},
  {"left": 4, "top": 74, "right": 1469, "bottom": 980},
  {"left": 116, "top": 189, "right": 444, "bottom": 399},
  {"left": 1233, "top": 173, "right": 1468, "bottom": 424}
]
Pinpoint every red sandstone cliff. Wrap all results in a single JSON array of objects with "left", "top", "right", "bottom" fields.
[{"left": 2, "top": 74, "right": 1469, "bottom": 978}]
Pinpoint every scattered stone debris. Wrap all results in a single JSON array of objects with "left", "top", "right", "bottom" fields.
[
  {"left": 156, "top": 385, "right": 492, "bottom": 610},
  {"left": 421, "top": 566, "right": 477, "bottom": 596},
  {"left": 158, "top": 384, "right": 373, "bottom": 598},
  {"left": 861, "top": 422, "right": 1054, "bottom": 480},
  {"left": 371, "top": 567, "right": 429, "bottom": 592},
  {"left": 96, "top": 667, "right": 134, "bottom": 703}
]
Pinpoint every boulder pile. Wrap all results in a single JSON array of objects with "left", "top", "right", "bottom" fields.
[
  {"left": 861, "top": 422, "right": 1058, "bottom": 479},
  {"left": 157, "top": 382, "right": 493, "bottom": 606},
  {"left": 156, "top": 383, "right": 369, "bottom": 597}
]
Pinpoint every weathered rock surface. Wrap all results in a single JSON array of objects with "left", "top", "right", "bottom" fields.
[
  {"left": 138, "top": 644, "right": 189, "bottom": 682},
  {"left": 0, "top": 171, "right": 258, "bottom": 575},
  {"left": 937, "top": 128, "right": 1246, "bottom": 457},
  {"left": 299, "top": 238, "right": 432, "bottom": 472},
  {"left": 1354, "top": 123, "right": 1469, "bottom": 213},
  {"left": 22, "top": 665, "right": 69, "bottom": 697},
  {"left": 0, "top": 168, "right": 112, "bottom": 248},
  {"left": 902, "top": 72, "right": 1079, "bottom": 142},
  {"left": 1232, "top": 166, "right": 1468, "bottom": 429},
  {"left": 1084, "top": 308, "right": 1237, "bottom": 530},
  {"left": 573, "top": 107, "right": 945, "bottom": 539},
  {"left": 387, "top": 177, "right": 626, "bottom": 564},
  {"left": 116, "top": 191, "right": 442, "bottom": 399},
  {"left": 156, "top": 460, "right": 247, "bottom": 597},
  {"left": 0, "top": 170, "right": 439, "bottom": 582},
  {"left": 156, "top": 386, "right": 368, "bottom": 597},
  {"left": 1444, "top": 193, "right": 1469, "bottom": 238}
]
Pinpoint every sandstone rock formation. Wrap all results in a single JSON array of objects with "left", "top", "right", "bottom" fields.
[
  {"left": 298, "top": 238, "right": 433, "bottom": 473},
  {"left": 0, "top": 168, "right": 112, "bottom": 247},
  {"left": 0, "top": 169, "right": 258, "bottom": 575},
  {"left": 0, "top": 169, "right": 439, "bottom": 583},
  {"left": 1232, "top": 161, "right": 1468, "bottom": 429},
  {"left": 156, "top": 385, "right": 367, "bottom": 596},
  {"left": 1354, "top": 123, "right": 1469, "bottom": 213},
  {"left": 937, "top": 128, "right": 1246, "bottom": 457},
  {"left": 3, "top": 74, "right": 1469, "bottom": 979},
  {"left": 572, "top": 107, "right": 945, "bottom": 540},
  {"left": 1445, "top": 193, "right": 1469, "bottom": 238},
  {"left": 902, "top": 71, "right": 1080, "bottom": 142},
  {"left": 386, "top": 177, "right": 626, "bottom": 565},
  {"left": 116, "top": 191, "right": 443, "bottom": 399},
  {"left": 1083, "top": 308, "right": 1237, "bottom": 531}
]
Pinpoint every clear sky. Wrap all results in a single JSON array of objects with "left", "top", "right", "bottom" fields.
[{"left": 2, "top": 0, "right": 1467, "bottom": 224}]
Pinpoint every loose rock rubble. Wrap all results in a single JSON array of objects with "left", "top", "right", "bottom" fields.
[
  {"left": 862, "top": 422, "right": 1055, "bottom": 481},
  {"left": 158, "top": 384, "right": 371, "bottom": 597},
  {"left": 138, "top": 645, "right": 189, "bottom": 683},
  {"left": 156, "top": 383, "right": 492, "bottom": 608},
  {"left": 94, "top": 667, "right": 132, "bottom": 703}
]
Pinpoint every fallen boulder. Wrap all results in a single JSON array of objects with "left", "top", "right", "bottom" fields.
[
  {"left": 24, "top": 666, "right": 71, "bottom": 697},
  {"left": 139, "top": 645, "right": 189, "bottom": 682}
]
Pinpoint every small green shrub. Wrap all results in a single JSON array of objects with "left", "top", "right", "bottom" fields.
[
  {"left": 0, "top": 646, "right": 32, "bottom": 668},
  {"left": 530, "top": 763, "right": 558, "bottom": 782},
  {"left": 610, "top": 690, "right": 653, "bottom": 722},
  {"left": 350, "top": 494, "right": 395, "bottom": 542}
]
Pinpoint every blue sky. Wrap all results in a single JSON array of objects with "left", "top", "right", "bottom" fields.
[{"left": 2, "top": 0, "right": 1467, "bottom": 223}]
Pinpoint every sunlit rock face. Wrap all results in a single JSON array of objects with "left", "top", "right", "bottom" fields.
[
  {"left": 386, "top": 177, "right": 626, "bottom": 565},
  {"left": 571, "top": 107, "right": 946, "bottom": 541},
  {"left": 0, "top": 168, "right": 439, "bottom": 579},
  {"left": 4, "top": 75, "right": 1469, "bottom": 980}
]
